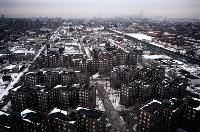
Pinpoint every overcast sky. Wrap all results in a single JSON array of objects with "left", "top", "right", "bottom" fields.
[{"left": 0, "top": 0, "right": 200, "bottom": 18}]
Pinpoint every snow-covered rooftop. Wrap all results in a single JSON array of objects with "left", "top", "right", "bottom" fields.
[
  {"left": 192, "top": 98, "right": 200, "bottom": 111},
  {"left": 0, "top": 111, "right": 9, "bottom": 116},
  {"left": 50, "top": 108, "right": 68, "bottom": 116},
  {"left": 141, "top": 100, "right": 162, "bottom": 113},
  {"left": 63, "top": 46, "right": 80, "bottom": 55},
  {"left": 4, "top": 64, "right": 16, "bottom": 70},
  {"left": 92, "top": 73, "right": 100, "bottom": 79},
  {"left": 76, "top": 107, "right": 89, "bottom": 111},
  {"left": 21, "top": 109, "right": 36, "bottom": 117},
  {"left": 12, "top": 86, "right": 21, "bottom": 91},
  {"left": 11, "top": 47, "right": 35, "bottom": 55}
]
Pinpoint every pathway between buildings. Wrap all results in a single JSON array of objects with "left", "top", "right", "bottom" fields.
[{"left": 92, "top": 80, "right": 128, "bottom": 132}]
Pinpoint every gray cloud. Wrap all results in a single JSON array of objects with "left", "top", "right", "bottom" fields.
[{"left": 0, "top": 0, "right": 200, "bottom": 18}]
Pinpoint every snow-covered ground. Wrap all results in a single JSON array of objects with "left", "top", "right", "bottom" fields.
[
  {"left": 113, "top": 30, "right": 123, "bottom": 34},
  {"left": 103, "top": 82, "right": 126, "bottom": 111},
  {"left": 126, "top": 32, "right": 200, "bottom": 78},
  {"left": 108, "top": 39, "right": 129, "bottom": 53},
  {"left": 0, "top": 67, "right": 28, "bottom": 102},
  {"left": 150, "top": 42, "right": 177, "bottom": 52},
  {"left": 96, "top": 91, "right": 105, "bottom": 111},
  {"left": 168, "top": 59, "right": 200, "bottom": 77},
  {"left": 0, "top": 78, "right": 7, "bottom": 98},
  {"left": 91, "top": 79, "right": 124, "bottom": 111},
  {"left": 64, "top": 46, "right": 79, "bottom": 54},
  {"left": 160, "top": 57, "right": 200, "bottom": 78},
  {"left": 10, "top": 47, "right": 35, "bottom": 55},
  {"left": 143, "top": 54, "right": 171, "bottom": 60},
  {"left": 85, "top": 47, "right": 92, "bottom": 58},
  {"left": 63, "top": 42, "right": 83, "bottom": 55},
  {"left": 1, "top": 101, "right": 11, "bottom": 112},
  {"left": 0, "top": 45, "right": 45, "bottom": 103},
  {"left": 181, "top": 63, "right": 200, "bottom": 76},
  {"left": 0, "top": 27, "right": 60, "bottom": 104},
  {"left": 33, "top": 45, "right": 45, "bottom": 61},
  {"left": 126, "top": 32, "right": 178, "bottom": 52},
  {"left": 4, "top": 64, "right": 16, "bottom": 70},
  {"left": 0, "top": 67, "right": 19, "bottom": 100},
  {"left": 187, "top": 86, "right": 200, "bottom": 96},
  {"left": 13, "top": 49, "right": 35, "bottom": 55},
  {"left": 126, "top": 33, "right": 153, "bottom": 41}
]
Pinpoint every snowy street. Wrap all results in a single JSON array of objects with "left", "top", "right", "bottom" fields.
[{"left": 91, "top": 79, "right": 128, "bottom": 132}]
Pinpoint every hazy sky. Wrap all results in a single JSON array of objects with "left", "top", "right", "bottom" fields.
[{"left": 0, "top": 0, "right": 200, "bottom": 18}]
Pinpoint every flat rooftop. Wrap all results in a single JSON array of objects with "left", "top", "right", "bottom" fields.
[
  {"left": 49, "top": 108, "right": 78, "bottom": 124},
  {"left": 161, "top": 98, "right": 183, "bottom": 112},
  {"left": 188, "top": 98, "right": 200, "bottom": 111},
  {"left": 179, "top": 69, "right": 199, "bottom": 79},
  {"left": 80, "top": 85, "right": 95, "bottom": 91},
  {"left": 21, "top": 109, "right": 46, "bottom": 124},
  {"left": 0, "top": 111, "right": 10, "bottom": 128},
  {"left": 77, "top": 107, "right": 104, "bottom": 119},
  {"left": 141, "top": 100, "right": 161, "bottom": 114}
]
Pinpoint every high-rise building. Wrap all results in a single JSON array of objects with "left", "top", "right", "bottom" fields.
[
  {"left": 78, "top": 86, "right": 96, "bottom": 109},
  {"left": 21, "top": 109, "right": 47, "bottom": 132},
  {"left": 137, "top": 100, "right": 161, "bottom": 132},
  {"left": 10, "top": 86, "right": 37, "bottom": 112},
  {"left": 76, "top": 108, "right": 106, "bottom": 132}
]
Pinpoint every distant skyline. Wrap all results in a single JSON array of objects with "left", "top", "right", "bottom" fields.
[{"left": 0, "top": 0, "right": 200, "bottom": 18}]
